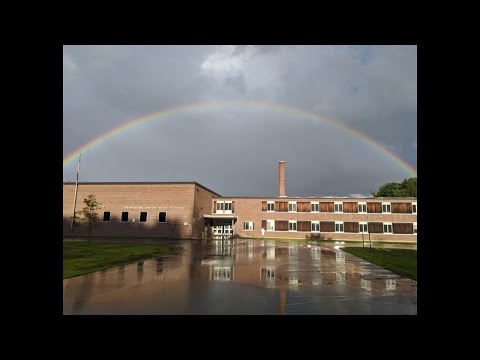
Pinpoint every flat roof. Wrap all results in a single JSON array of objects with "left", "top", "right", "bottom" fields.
[{"left": 62, "top": 181, "right": 222, "bottom": 197}]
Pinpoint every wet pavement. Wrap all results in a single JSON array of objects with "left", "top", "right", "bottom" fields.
[{"left": 63, "top": 239, "right": 417, "bottom": 315}]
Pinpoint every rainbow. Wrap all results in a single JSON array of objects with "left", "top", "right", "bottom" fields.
[{"left": 63, "top": 100, "right": 417, "bottom": 176}]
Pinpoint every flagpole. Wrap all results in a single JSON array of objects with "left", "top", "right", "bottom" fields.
[{"left": 70, "top": 153, "right": 81, "bottom": 230}]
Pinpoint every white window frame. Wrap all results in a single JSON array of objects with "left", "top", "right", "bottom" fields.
[
  {"left": 334, "top": 202, "right": 343, "bottom": 213},
  {"left": 359, "top": 222, "right": 368, "bottom": 233},
  {"left": 267, "top": 201, "right": 275, "bottom": 212},
  {"left": 335, "top": 221, "right": 344, "bottom": 233},
  {"left": 383, "top": 222, "right": 393, "bottom": 234},
  {"left": 158, "top": 211, "right": 167, "bottom": 223},
  {"left": 216, "top": 201, "right": 232, "bottom": 214},
  {"left": 412, "top": 202, "right": 417, "bottom": 214},
  {"left": 413, "top": 222, "right": 417, "bottom": 235},
  {"left": 224, "top": 201, "right": 232, "bottom": 214},
  {"left": 311, "top": 221, "right": 320, "bottom": 232},
  {"left": 266, "top": 220, "right": 275, "bottom": 231},
  {"left": 288, "top": 201, "right": 297, "bottom": 212},
  {"left": 288, "top": 220, "right": 297, "bottom": 232},
  {"left": 382, "top": 202, "right": 391, "bottom": 214},
  {"left": 139, "top": 211, "right": 148, "bottom": 223},
  {"left": 358, "top": 202, "right": 367, "bottom": 213},
  {"left": 311, "top": 202, "right": 319, "bottom": 213},
  {"left": 243, "top": 221, "right": 254, "bottom": 231},
  {"left": 103, "top": 211, "right": 111, "bottom": 222}
]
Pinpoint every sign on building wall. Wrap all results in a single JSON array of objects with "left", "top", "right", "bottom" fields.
[{"left": 123, "top": 206, "right": 185, "bottom": 210}]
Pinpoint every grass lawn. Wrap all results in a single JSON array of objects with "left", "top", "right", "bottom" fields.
[
  {"left": 342, "top": 247, "right": 417, "bottom": 281},
  {"left": 63, "top": 240, "right": 182, "bottom": 279}
]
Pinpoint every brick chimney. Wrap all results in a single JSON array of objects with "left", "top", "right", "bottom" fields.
[{"left": 279, "top": 161, "right": 286, "bottom": 197}]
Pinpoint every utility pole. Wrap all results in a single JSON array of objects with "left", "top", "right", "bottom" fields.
[{"left": 70, "top": 153, "right": 81, "bottom": 230}]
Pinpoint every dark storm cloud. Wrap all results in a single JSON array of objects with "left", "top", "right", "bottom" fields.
[{"left": 63, "top": 45, "right": 417, "bottom": 196}]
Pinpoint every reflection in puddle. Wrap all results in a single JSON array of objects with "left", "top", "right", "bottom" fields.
[
  {"left": 386, "top": 279, "right": 396, "bottom": 291},
  {"left": 210, "top": 266, "right": 233, "bottom": 281},
  {"left": 64, "top": 240, "right": 417, "bottom": 315}
]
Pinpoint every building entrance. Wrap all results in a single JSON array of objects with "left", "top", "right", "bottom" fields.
[{"left": 213, "top": 224, "right": 233, "bottom": 236}]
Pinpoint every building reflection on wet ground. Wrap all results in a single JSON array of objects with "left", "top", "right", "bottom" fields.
[{"left": 63, "top": 239, "right": 417, "bottom": 315}]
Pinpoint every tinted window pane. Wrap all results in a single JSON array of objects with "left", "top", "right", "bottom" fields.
[
  {"left": 158, "top": 212, "right": 166, "bottom": 223},
  {"left": 103, "top": 212, "right": 110, "bottom": 221},
  {"left": 140, "top": 212, "right": 147, "bottom": 222},
  {"left": 121, "top": 212, "right": 128, "bottom": 222}
]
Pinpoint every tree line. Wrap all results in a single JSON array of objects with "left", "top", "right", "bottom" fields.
[{"left": 372, "top": 177, "right": 416, "bottom": 197}]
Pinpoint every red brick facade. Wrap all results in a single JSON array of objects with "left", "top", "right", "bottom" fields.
[
  {"left": 221, "top": 197, "right": 417, "bottom": 242},
  {"left": 63, "top": 182, "right": 219, "bottom": 238},
  {"left": 63, "top": 183, "right": 417, "bottom": 242}
]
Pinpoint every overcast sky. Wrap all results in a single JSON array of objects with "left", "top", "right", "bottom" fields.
[{"left": 63, "top": 45, "right": 417, "bottom": 197}]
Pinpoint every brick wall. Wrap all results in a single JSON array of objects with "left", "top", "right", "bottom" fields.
[
  {"left": 63, "top": 183, "right": 198, "bottom": 238},
  {"left": 192, "top": 185, "right": 217, "bottom": 238}
]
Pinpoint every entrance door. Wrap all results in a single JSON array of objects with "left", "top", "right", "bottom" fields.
[
  {"left": 213, "top": 226, "right": 223, "bottom": 236},
  {"left": 223, "top": 224, "right": 232, "bottom": 236},
  {"left": 212, "top": 224, "right": 232, "bottom": 236}
]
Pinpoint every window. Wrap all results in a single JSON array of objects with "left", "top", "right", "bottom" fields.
[
  {"left": 288, "top": 221, "right": 297, "bottom": 231},
  {"left": 358, "top": 202, "right": 367, "bottom": 213},
  {"left": 288, "top": 202, "right": 297, "bottom": 212},
  {"left": 334, "top": 202, "right": 343, "bottom": 213},
  {"left": 311, "top": 202, "right": 319, "bottom": 212},
  {"left": 244, "top": 221, "right": 254, "bottom": 231},
  {"left": 413, "top": 223, "right": 417, "bottom": 234},
  {"left": 335, "top": 221, "right": 344, "bottom": 233},
  {"left": 412, "top": 202, "right": 417, "bottom": 214},
  {"left": 216, "top": 201, "right": 232, "bottom": 213},
  {"left": 311, "top": 221, "right": 320, "bottom": 232},
  {"left": 139, "top": 212, "right": 148, "bottom": 223},
  {"left": 266, "top": 220, "right": 275, "bottom": 231},
  {"left": 383, "top": 222, "right": 393, "bottom": 233},
  {"left": 267, "top": 201, "right": 275, "bottom": 212},
  {"left": 121, "top": 212, "right": 129, "bottom": 222},
  {"left": 103, "top": 212, "right": 111, "bottom": 222},
  {"left": 358, "top": 222, "right": 368, "bottom": 233},
  {"left": 158, "top": 212, "right": 167, "bottom": 223},
  {"left": 382, "top": 202, "right": 391, "bottom": 213},
  {"left": 359, "top": 222, "right": 368, "bottom": 233}
]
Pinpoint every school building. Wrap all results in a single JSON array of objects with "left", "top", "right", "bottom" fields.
[{"left": 63, "top": 161, "right": 417, "bottom": 242}]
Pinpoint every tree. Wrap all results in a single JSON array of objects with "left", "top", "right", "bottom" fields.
[
  {"left": 400, "top": 177, "right": 417, "bottom": 197},
  {"left": 372, "top": 177, "right": 417, "bottom": 197},
  {"left": 74, "top": 194, "right": 102, "bottom": 245},
  {"left": 372, "top": 182, "right": 404, "bottom": 197}
]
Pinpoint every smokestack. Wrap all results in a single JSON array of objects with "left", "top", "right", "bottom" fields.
[{"left": 279, "top": 161, "right": 286, "bottom": 197}]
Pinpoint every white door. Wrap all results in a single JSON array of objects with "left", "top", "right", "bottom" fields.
[{"left": 223, "top": 225, "right": 232, "bottom": 235}]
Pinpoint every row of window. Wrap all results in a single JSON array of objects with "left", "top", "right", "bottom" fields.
[
  {"left": 216, "top": 201, "right": 232, "bottom": 211},
  {"left": 102, "top": 211, "right": 167, "bottom": 223},
  {"left": 263, "top": 201, "right": 417, "bottom": 214},
  {"left": 244, "top": 220, "right": 417, "bottom": 234}
]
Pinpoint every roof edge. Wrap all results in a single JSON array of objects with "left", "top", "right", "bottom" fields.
[{"left": 62, "top": 181, "right": 222, "bottom": 197}]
